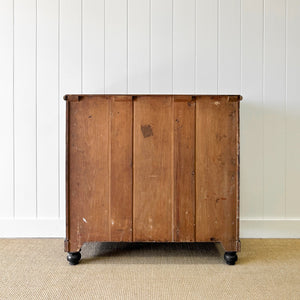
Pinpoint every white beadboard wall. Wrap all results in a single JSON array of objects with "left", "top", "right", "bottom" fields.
[{"left": 0, "top": 0, "right": 299, "bottom": 238}]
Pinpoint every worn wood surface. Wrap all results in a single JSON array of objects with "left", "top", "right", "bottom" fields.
[
  {"left": 174, "top": 96, "right": 196, "bottom": 242},
  {"left": 195, "top": 96, "right": 239, "bottom": 251},
  {"left": 65, "top": 95, "right": 241, "bottom": 252},
  {"left": 133, "top": 96, "right": 173, "bottom": 241},
  {"left": 66, "top": 96, "right": 133, "bottom": 251},
  {"left": 110, "top": 96, "right": 133, "bottom": 242},
  {"left": 68, "top": 96, "right": 110, "bottom": 252}
]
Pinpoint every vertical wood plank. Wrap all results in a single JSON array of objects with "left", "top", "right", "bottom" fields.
[
  {"left": 110, "top": 96, "right": 133, "bottom": 241},
  {"left": 0, "top": 0, "right": 14, "bottom": 218},
  {"left": 128, "top": 0, "right": 150, "bottom": 93},
  {"left": 68, "top": 97, "right": 109, "bottom": 251},
  {"left": 133, "top": 96, "right": 173, "bottom": 241},
  {"left": 150, "top": 0, "right": 172, "bottom": 93},
  {"left": 105, "top": 0, "right": 128, "bottom": 93},
  {"left": 286, "top": 0, "right": 300, "bottom": 218},
  {"left": 174, "top": 97, "right": 195, "bottom": 241},
  {"left": 218, "top": 0, "right": 241, "bottom": 94},
  {"left": 37, "top": 0, "right": 59, "bottom": 218},
  {"left": 60, "top": 0, "right": 82, "bottom": 219},
  {"left": 196, "top": 0, "right": 218, "bottom": 94},
  {"left": 14, "top": 0, "right": 37, "bottom": 218},
  {"left": 196, "top": 96, "right": 239, "bottom": 251},
  {"left": 173, "top": 0, "right": 195, "bottom": 94},
  {"left": 264, "top": 0, "right": 286, "bottom": 218},
  {"left": 240, "top": 0, "right": 264, "bottom": 219},
  {"left": 82, "top": 0, "right": 105, "bottom": 93}
]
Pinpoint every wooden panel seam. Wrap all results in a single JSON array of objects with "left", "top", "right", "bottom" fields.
[
  {"left": 172, "top": 96, "right": 175, "bottom": 242},
  {"left": 108, "top": 97, "right": 112, "bottom": 241},
  {"left": 132, "top": 96, "right": 134, "bottom": 242},
  {"left": 194, "top": 97, "right": 197, "bottom": 242},
  {"left": 132, "top": 96, "right": 135, "bottom": 241}
]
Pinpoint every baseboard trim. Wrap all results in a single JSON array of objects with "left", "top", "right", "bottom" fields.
[
  {"left": 240, "top": 219, "right": 300, "bottom": 238},
  {"left": 0, "top": 219, "right": 65, "bottom": 238},
  {"left": 0, "top": 219, "right": 299, "bottom": 238}
]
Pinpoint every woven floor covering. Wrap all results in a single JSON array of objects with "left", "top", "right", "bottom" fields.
[{"left": 0, "top": 239, "right": 299, "bottom": 299}]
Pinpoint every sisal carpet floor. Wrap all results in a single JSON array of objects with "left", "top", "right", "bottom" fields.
[{"left": 0, "top": 239, "right": 299, "bottom": 300}]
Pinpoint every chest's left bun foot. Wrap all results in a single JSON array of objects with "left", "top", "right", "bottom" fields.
[{"left": 67, "top": 251, "right": 81, "bottom": 265}]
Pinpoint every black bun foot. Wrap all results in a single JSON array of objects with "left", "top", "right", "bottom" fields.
[
  {"left": 224, "top": 251, "right": 238, "bottom": 265},
  {"left": 67, "top": 252, "right": 81, "bottom": 265}
]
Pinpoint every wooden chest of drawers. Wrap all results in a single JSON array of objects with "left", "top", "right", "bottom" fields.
[{"left": 64, "top": 95, "right": 242, "bottom": 265}]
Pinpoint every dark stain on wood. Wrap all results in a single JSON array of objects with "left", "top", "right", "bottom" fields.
[{"left": 141, "top": 124, "right": 153, "bottom": 138}]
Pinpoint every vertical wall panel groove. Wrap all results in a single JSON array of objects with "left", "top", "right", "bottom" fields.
[
  {"left": 80, "top": 0, "right": 83, "bottom": 93},
  {"left": 263, "top": 0, "right": 286, "bottom": 219},
  {"left": 105, "top": 0, "right": 128, "bottom": 93},
  {"left": 196, "top": 0, "right": 218, "bottom": 94},
  {"left": 194, "top": 0, "right": 196, "bottom": 93},
  {"left": 60, "top": 0, "right": 82, "bottom": 220},
  {"left": 173, "top": 0, "right": 195, "bottom": 94},
  {"left": 127, "top": 0, "right": 128, "bottom": 93},
  {"left": 35, "top": 0, "right": 38, "bottom": 218},
  {"left": 262, "top": 0, "right": 265, "bottom": 219},
  {"left": 172, "top": 0, "right": 174, "bottom": 93},
  {"left": 57, "top": 0, "right": 60, "bottom": 218},
  {"left": 13, "top": 0, "right": 15, "bottom": 219},
  {"left": 0, "top": 0, "right": 14, "bottom": 218},
  {"left": 286, "top": 0, "right": 300, "bottom": 218},
  {"left": 149, "top": 0, "right": 151, "bottom": 92},
  {"left": 284, "top": 0, "right": 287, "bottom": 218},
  {"left": 128, "top": 0, "right": 150, "bottom": 93},
  {"left": 217, "top": 0, "right": 219, "bottom": 93},
  {"left": 14, "top": 0, "right": 37, "bottom": 218},
  {"left": 240, "top": 0, "right": 264, "bottom": 219},
  {"left": 82, "top": 0, "right": 105, "bottom": 93},
  {"left": 151, "top": 0, "right": 172, "bottom": 93},
  {"left": 218, "top": 0, "right": 241, "bottom": 94},
  {"left": 37, "top": 0, "right": 59, "bottom": 218}
]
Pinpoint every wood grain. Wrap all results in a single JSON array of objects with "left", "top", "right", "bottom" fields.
[
  {"left": 174, "top": 96, "right": 196, "bottom": 241},
  {"left": 68, "top": 96, "right": 110, "bottom": 251},
  {"left": 110, "top": 96, "right": 133, "bottom": 241},
  {"left": 195, "top": 96, "right": 239, "bottom": 251},
  {"left": 133, "top": 96, "right": 173, "bottom": 241}
]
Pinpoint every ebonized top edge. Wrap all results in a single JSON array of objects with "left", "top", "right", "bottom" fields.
[{"left": 63, "top": 94, "right": 243, "bottom": 102}]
